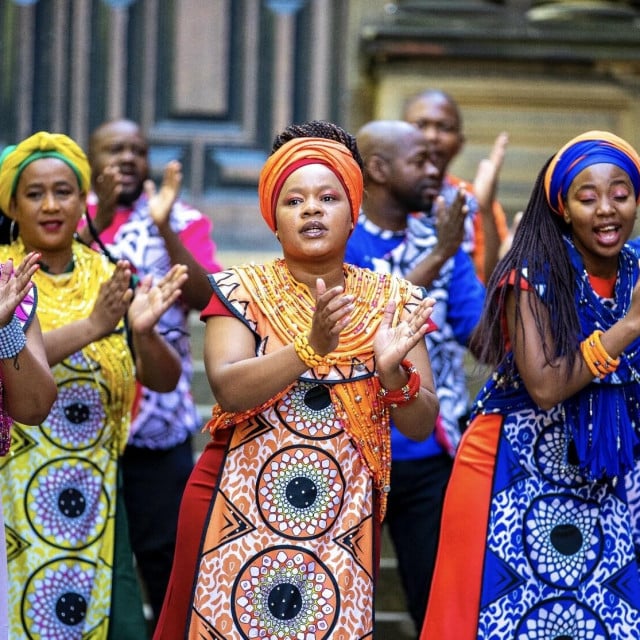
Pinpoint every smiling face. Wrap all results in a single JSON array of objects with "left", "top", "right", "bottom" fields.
[
  {"left": 89, "top": 120, "right": 149, "bottom": 205},
  {"left": 564, "top": 162, "right": 637, "bottom": 277},
  {"left": 10, "top": 157, "right": 86, "bottom": 271},
  {"left": 403, "top": 93, "right": 464, "bottom": 172},
  {"left": 274, "top": 163, "right": 353, "bottom": 265}
]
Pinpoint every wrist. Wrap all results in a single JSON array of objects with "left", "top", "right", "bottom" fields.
[
  {"left": 0, "top": 315, "right": 26, "bottom": 359},
  {"left": 431, "top": 245, "right": 454, "bottom": 264},
  {"left": 376, "top": 360, "right": 421, "bottom": 408}
]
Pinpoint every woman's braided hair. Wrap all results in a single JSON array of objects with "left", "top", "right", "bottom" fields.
[
  {"left": 271, "top": 120, "right": 364, "bottom": 173},
  {"left": 470, "top": 157, "right": 581, "bottom": 373}
]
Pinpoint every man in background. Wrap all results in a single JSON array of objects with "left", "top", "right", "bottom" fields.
[
  {"left": 346, "top": 120, "right": 485, "bottom": 636},
  {"left": 82, "top": 119, "right": 222, "bottom": 631},
  {"left": 403, "top": 88, "right": 509, "bottom": 283}
]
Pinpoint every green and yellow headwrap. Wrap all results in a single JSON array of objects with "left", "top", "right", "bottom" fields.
[{"left": 0, "top": 131, "right": 91, "bottom": 215}]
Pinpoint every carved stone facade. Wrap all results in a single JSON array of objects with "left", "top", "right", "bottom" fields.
[{"left": 357, "top": 0, "right": 640, "bottom": 219}]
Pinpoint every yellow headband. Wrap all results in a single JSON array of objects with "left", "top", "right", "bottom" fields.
[{"left": 0, "top": 131, "right": 91, "bottom": 214}]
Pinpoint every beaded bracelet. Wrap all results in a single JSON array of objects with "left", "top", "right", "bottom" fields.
[
  {"left": 377, "top": 360, "right": 421, "bottom": 408},
  {"left": 0, "top": 315, "right": 26, "bottom": 360},
  {"left": 293, "top": 334, "right": 326, "bottom": 369},
  {"left": 580, "top": 329, "right": 620, "bottom": 379}
]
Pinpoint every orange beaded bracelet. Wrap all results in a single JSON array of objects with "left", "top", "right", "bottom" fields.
[
  {"left": 580, "top": 329, "right": 620, "bottom": 379},
  {"left": 377, "top": 360, "right": 421, "bottom": 408}
]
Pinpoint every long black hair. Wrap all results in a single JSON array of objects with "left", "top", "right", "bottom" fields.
[{"left": 469, "top": 157, "right": 581, "bottom": 373}]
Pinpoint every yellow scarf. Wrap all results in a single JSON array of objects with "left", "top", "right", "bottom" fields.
[{"left": 0, "top": 239, "right": 135, "bottom": 453}]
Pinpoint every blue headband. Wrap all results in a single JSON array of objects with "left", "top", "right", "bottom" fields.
[{"left": 547, "top": 139, "right": 640, "bottom": 215}]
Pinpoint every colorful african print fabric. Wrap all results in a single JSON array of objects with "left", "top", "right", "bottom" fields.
[
  {"left": 0, "top": 294, "right": 36, "bottom": 640},
  {"left": 421, "top": 242, "right": 640, "bottom": 639},
  {"left": 187, "top": 263, "right": 423, "bottom": 639},
  {"left": 86, "top": 192, "right": 221, "bottom": 449},
  {"left": 0, "top": 240, "right": 135, "bottom": 639}
]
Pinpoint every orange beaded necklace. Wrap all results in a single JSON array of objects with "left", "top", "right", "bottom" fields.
[{"left": 205, "top": 259, "right": 417, "bottom": 518}]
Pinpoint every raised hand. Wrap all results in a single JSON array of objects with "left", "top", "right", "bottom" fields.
[
  {"left": 145, "top": 160, "right": 182, "bottom": 229},
  {"left": 373, "top": 296, "right": 436, "bottom": 375},
  {"left": 88, "top": 260, "right": 134, "bottom": 339},
  {"left": 307, "top": 278, "right": 354, "bottom": 356},
  {"left": 434, "top": 189, "right": 467, "bottom": 260},
  {"left": 474, "top": 131, "right": 508, "bottom": 213},
  {"left": 0, "top": 253, "right": 39, "bottom": 327},
  {"left": 129, "top": 264, "right": 188, "bottom": 334},
  {"left": 93, "top": 165, "right": 123, "bottom": 229}
]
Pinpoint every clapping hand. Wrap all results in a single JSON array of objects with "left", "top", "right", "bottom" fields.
[
  {"left": 89, "top": 260, "right": 134, "bottom": 338},
  {"left": 373, "top": 297, "right": 436, "bottom": 375},
  {"left": 128, "top": 264, "right": 188, "bottom": 334},
  {"left": 474, "top": 132, "right": 508, "bottom": 213},
  {"left": 145, "top": 160, "right": 182, "bottom": 230},
  {"left": 0, "top": 252, "right": 39, "bottom": 327}
]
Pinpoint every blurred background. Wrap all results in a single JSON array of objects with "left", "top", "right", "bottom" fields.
[
  {"left": 3, "top": 1, "right": 640, "bottom": 636},
  {"left": 3, "top": 0, "right": 640, "bottom": 252}
]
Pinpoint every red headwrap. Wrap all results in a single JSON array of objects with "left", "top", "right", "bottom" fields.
[{"left": 258, "top": 137, "right": 363, "bottom": 233}]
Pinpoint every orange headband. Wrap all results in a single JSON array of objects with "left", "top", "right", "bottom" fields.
[{"left": 258, "top": 137, "right": 363, "bottom": 233}]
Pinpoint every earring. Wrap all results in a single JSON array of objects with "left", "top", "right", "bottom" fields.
[{"left": 9, "top": 219, "right": 17, "bottom": 244}]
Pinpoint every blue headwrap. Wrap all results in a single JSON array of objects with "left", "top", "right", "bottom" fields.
[{"left": 544, "top": 131, "right": 640, "bottom": 216}]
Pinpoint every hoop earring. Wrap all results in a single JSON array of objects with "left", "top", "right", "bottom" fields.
[{"left": 9, "top": 219, "right": 17, "bottom": 244}]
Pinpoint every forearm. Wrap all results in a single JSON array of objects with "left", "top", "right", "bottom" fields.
[
  {"left": 132, "top": 330, "right": 181, "bottom": 391},
  {"left": 390, "top": 386, "right": 439, "bottom": 441},
  {"left": 522, "top": 317, "right": 640, "bottom": 409},
  {"left": 157, "top": 224, "right": 212, "bottom": 310},
  {"left": 208, "top": 345, "right": 309, "bottom": 413},
  {"left": 405, "top": 250, "right": 449, "bottom": 288},
  {"left": 42, "top": 319, "right": 106, "bottom": 366},
  {"left": 2, "top": 322, "right": 57, "bottom": 424},
  {"left": 480, "top": 206, "right": 501, "bottom": 283}
]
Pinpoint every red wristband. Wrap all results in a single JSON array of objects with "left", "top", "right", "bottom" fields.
[{"left": 377, "top": 360, "right": 421, "bottom": 408}]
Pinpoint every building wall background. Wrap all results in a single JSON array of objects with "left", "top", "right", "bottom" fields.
[{"left": 2, "top": 0, "right": 640, "bottom": 249}]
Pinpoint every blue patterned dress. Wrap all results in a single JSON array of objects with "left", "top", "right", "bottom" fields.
[{"left": 421, "top": 240, "right": 640, "bottom": 639}]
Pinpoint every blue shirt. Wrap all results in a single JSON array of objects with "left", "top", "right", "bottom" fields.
[{"left": 346, "top": 213, "right": 485, "bottom": 460}]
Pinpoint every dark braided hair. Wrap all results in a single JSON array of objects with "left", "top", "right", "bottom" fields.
[
  {"left": 271, "top": 121, "right": 364, "bottom": 174},
  {"left": 470, "top": 157, "right": 581, "bottom": 374}
]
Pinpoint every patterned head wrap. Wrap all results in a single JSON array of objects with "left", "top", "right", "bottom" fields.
[
  {"left": 258, "top": 137, "right": 363, "bottom": 233},
  {"left": 0, "top": 131, "right": 91, "bottom": 215},
  {"left": 544, "top": 130, "right": 640, "bottom": 216}
]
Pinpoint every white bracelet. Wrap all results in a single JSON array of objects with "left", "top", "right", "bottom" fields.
[{"left": 0, "top": 315, "right": 26, "bottom": 359}]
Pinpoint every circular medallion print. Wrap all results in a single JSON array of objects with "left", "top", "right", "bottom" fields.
[
  {"left": 22, "top": 557, "right": 97, "bottom": 640},
  {"left": 25, "top": 458, "right": 109, "bottom": 548},
  {"left": 257, "top": 446, "right": 344, "bottom": 539},
  {"left": 524, "top": 494, "right": 602, "bottom": 588},
  {"left": 277, "top": 382, "right": 342, "bottom": 439},
  {"left": 515, "top": 598, "right": 608, "bottom": 640},
  {"left": 535, "top": 425, "right": 586, "bottom": 488},
  {"left": 42, "top": 377, "right": 106, "bottom": 451},
  {"left": 232, "top": 546, "right": 339, "bottom": 639}
]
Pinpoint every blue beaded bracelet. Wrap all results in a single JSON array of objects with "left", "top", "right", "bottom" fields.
[{"left": 0, "top": 315, "right": 26, "bottom": 360}]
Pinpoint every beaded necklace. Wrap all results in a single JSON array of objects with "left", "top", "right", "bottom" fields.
[
  {"left": 207, "top": 259, "right": 417, "bottom": 519},
  {"left": 235, "top": 258, "right": 411, "bottom": 363},
  {"left": 0, "top": 238, "right": 136, "bottom": 453}
]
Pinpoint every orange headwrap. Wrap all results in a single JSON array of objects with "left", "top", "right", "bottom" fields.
[{"left": 258, "top": 137, "right": 363, "bottom": 233}]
